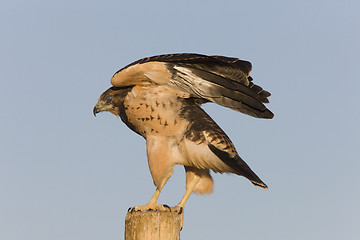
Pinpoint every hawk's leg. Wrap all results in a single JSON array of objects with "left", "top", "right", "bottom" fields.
[
  {"left": 174, "top": 166, "right": 212, "bottom": 211},
  {"left": 128, "top": 174, "right": 171, "bottom": 212},
  {"left": 128, "top": 136, "right": 176, "bottom": 212},
  {"left": 169, "top": 173, "right": 201, "bottom": 228},
  {"left": 177, "top": 174, "right": 200, "bottom": 209}
]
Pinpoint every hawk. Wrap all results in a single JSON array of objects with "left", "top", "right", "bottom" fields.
[{"left": 93, "top": 53, "right": 273, "bottom": 216}]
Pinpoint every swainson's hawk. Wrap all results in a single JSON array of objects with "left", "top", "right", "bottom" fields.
[{"left": 93, "top": 53, "right": 273, "bottom": 219}]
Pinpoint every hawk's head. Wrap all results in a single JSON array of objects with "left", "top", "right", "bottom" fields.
[{"left": 93, "top": 86, "right": 132, "bottom": 117}]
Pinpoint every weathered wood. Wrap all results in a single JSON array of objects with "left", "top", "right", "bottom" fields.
[{"left": 125, "top": 211, "right": 181, "bottom": 240}]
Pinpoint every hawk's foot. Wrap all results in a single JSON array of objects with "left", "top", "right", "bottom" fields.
[
  {"left": 171, "top": 206, "right": 184, "bottom": 230},
  {"left": 169, "top": 206, "right": 183, "bottom": 214},
  {"left": 128, "top": 204, "right": 171, "bottom": 213}
]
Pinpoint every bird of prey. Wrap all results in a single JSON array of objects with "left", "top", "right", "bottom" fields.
[{"left": 93, "top": 53, "right": 273, "bottom": 215}]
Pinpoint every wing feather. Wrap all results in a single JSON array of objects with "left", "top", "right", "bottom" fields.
[
  {"left": 207, "top": 143, "right": 268, "bottom": 189},
  {"left": 111, "top": 53, "right": 273, "bottom": 119},
  {"left": 167, "top": 63, "right": 273, "bottom": 118},
  {"left": 182, "top": 101, "right": 268, "bottom": 188}
]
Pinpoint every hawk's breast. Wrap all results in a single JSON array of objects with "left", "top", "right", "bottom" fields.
[{"left": 123, "top": 85, "right": 190, "bottom": 139}]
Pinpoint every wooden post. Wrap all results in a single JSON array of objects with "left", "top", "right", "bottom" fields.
[{"left": 125, "top": 211, "right": 181, "bottom": 240}]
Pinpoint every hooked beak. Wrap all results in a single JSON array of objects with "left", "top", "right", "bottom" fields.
[{"left": 93, "top": 105, "right": 100, "bottom": 117}]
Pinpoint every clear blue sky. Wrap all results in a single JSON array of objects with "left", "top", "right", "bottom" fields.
[{"left": 1, "top": 0, "right": 359, "bottom": 239}]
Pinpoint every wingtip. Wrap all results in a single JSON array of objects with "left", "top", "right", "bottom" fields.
[
  {"left": 265, "top": 111, "right": 275, "bottom": 119},
  {"left": 259, "top": 109, "right": 274, "bottom": 119},
  {"left": 252, "top": 181, "right": 268, "bottom": 189},
  {"left": 246, "top": 109, "right": 274, "bottom": 119}
]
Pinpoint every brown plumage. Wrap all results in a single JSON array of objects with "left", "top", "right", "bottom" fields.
[{"left": 93, "top": 53, "right": 273, "bottom": 222}]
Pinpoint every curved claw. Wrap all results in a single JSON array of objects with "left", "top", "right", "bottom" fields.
[
  {"left": 178, "top": 207, "right": 183, "bottom": 215},
  {"left": 162, "top": 204, "right": 171, "bottom": 211},
  {"left": 168, "top": 206, "right": 183, "bottom": 214},
  {"left": 127, "top": 207, "right": 138, "bottom": 213}
]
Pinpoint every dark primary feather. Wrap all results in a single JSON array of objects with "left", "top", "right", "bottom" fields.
[{"left": 208, "top": 144, "right": 267, "bottom": 188}]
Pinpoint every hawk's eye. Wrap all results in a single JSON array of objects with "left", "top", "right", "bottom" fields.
[{"left": 105, "top": 95, "right": 112, "bottom": 102}]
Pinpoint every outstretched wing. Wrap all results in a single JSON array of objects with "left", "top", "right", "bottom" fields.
[{"left": 111, "top": 53, "right": 273, "bottom": 119}]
